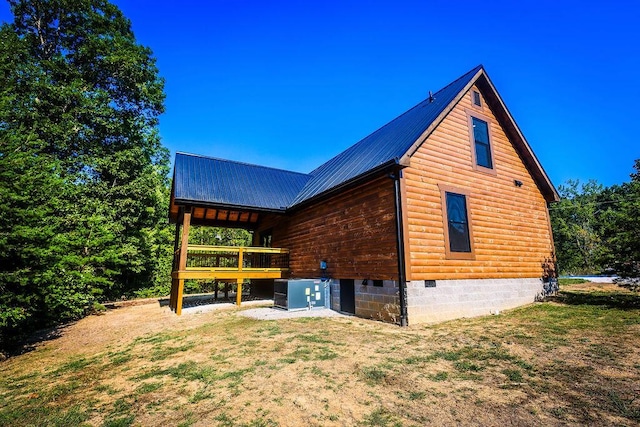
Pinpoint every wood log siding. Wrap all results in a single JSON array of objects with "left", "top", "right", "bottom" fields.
[
  {"left": 404, "top": 85, "right": 553, "bottom": 280},
  {"left": 256, "top": 176, "right": 399, "bottom": 280}
]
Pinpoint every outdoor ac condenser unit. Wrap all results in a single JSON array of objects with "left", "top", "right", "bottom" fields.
[{"left": 274, "top": 279, "right": 327, "bottom": 311}]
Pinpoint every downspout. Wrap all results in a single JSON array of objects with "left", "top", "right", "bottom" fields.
[{"left": 392, "top": 169, "right": 409, "bottom": 327}]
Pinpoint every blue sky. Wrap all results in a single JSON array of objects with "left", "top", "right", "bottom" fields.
[{"left": 2, "top": 0, "right": 639, "bottom": 188}]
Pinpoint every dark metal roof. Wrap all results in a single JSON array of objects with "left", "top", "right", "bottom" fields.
[
  {"left": 171, "top": 65, "right": 558, "bottom": 214},
  {"left": 173, "top": 153, "right": 311, "bottom": 211},
  {"left": 289, "top": 65, "right": 483, "bottom": 206}
]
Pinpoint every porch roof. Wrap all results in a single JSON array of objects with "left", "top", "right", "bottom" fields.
[{"left": 172, "top": 153, "right": 311, "bottom": 212}]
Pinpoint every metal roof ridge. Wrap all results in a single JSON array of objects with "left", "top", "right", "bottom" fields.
[
  {"left": 306, "top": 65, "right": 484, "bottom": 177},
  {"left": 433, "top": 64, "right": 483, "bottom": 95}
]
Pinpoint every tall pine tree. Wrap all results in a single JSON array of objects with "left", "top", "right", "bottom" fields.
[{"left": 0, "top": 0, "right": 170, "bottom": 348}]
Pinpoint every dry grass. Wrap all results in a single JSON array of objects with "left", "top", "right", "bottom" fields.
[{"left": 1, "top": 284, "right": 639, "bottom": 426}]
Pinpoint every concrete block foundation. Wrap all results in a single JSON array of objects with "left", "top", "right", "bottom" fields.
[{"left": 406, "top": 278, "right": 544, "bottom": 324}]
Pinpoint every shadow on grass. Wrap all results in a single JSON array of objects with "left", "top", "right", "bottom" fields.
[
  {"left": 550, "top": 291, "right": 640, "bottom": 310},
  {"left": 2, "top": 322, "right": 72, "bottom": 359},
  {"left": 158, "top": 294, "right": 270, "bottom": 309}
]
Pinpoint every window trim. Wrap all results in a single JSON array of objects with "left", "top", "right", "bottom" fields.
[
  {"left": 439, "top": 184, "right": 476, "bottom": 260},
  {"left": 466, "top": 109, "right": 497, "bottom": 175},
  {"left": 471, "top": 89, "right": 482, "bottom": 108}
]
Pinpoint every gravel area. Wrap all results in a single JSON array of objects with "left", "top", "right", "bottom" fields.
[
  {"left": 238, "top": 306, "right": 347, "bottom": 320},
  {"left": 179, "top": 299, "right": 346, "bottom": 320},
  {"left": 180, "top": 299, "right": 268, "bottom": 314}
]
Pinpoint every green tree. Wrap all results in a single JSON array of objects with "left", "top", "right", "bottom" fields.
[
  {"left": 550, "top": 179, "right": 605, "bottom": 275},
  {"left": 0, "top": 0, "right": 170, "bottom": 349},
  {"left": 598, "top": 159, "right": 640, "bottom": 278},
  {"left": 188, "top": 226, "right": 252, "bottom": 247}
]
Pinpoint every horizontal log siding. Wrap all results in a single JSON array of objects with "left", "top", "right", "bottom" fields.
[
  {"left": 256, "top": 176, "right": 399, "bottom": 280},
  {"left": 404, "top": 86, "right": 553, "bottom": 280}
]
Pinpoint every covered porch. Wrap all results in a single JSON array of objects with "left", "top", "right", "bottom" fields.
[
  {"left": 168, "top": 152, "right": 311, "bottom": 314},
  {"left": 169, "top": 205, "right": 289, "bottom": 315}
]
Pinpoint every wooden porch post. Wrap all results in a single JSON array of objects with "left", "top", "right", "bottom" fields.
[
  {"left": 176, "top": 207, "right": 191, "bottom": 315},
  {"left": 236, "top": 278, "right": 243, "bottom": 306},
  {"left": 236, "top": 248, "right": 244, "bottom": 306},
  {"left": 170, "top": 222, "right": 181, "bottom": 311}
]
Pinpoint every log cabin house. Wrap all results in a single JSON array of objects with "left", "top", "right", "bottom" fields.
[{"left": 168, "top": 65, "right": 559, "bottom": 325}]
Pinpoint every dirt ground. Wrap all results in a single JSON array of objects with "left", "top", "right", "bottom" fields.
[
  {"left": 26, "top": 300, "right": 271, "bottom": 359},
  {"left": 559, "top": 281, "right": 619, "bottom": 292},
  {"left": 2, "top": 287, "right": 639, "bottom": 426}
]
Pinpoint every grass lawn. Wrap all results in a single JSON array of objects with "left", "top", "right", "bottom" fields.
[{"left": 1, "top": 284, "right": 639, "bottom": 426}]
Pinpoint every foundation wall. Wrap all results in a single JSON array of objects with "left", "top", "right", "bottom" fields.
[{"left": 406, "top": 278, "right": 543, "bottom": 324}]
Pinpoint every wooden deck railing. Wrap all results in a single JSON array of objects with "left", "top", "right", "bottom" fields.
[
  {"left": 183, "top": 245, "right": 290, "bottom": 273},
  {"left": 170, "top": 245, "right": 290, "bottom": 314}
]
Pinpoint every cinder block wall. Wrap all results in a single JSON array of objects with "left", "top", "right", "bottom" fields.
[
  {"left": 406, "top": 278, "right": 543, "bottom": 324},
  {"left": 330, "top": 280, "right": 340, "bottom": 312},
  {"left": 355, "top": 280, "right": 400, "bottom": 323},
  {"left": 329, "top": 279, "right": 400, "bottom": 323}
]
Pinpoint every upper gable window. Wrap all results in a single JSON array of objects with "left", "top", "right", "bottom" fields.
[
  {"left": 466, "top": 109, "right": 496, "bottom": 174},
  {"left": 472, "top": 90, "right": 482, "bottom": 107},
  {"left": 472, "top": 117, "right": 493, "bottom": 169}
]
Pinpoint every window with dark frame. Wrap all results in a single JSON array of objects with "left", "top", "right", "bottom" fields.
[
  {"left": 260, "top": 229, "right": 272, "bottom": 247},
  {"left": 472, "top": 117, "right": 493, "bottom": 169},
  {"left": 445, "top": 192, "right": 472, "bottom": 253},
  {"left": 258, "top": 229, "right": 273, "bottom": 268},
  {"left": 472, "top": 90, "right": 481, "bottom": 107}
]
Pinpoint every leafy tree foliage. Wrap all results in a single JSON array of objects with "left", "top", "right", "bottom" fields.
[
  {"left": 189, "top": 226, "right": 252, "bottom": 247},
  {"left": 550, "top": 160, "right": 640, "bottom": 278},
  {"left": 0, "top": 0, "right": 170, "bottom": 348},
  {"left": 598, "top": 160, "right": 640, "bottom": 278},
  {"left": 550, "top": 180, "right": 605, "bottom": 275}
]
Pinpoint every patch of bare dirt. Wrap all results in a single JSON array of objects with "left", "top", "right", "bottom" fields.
[{"left": 561, "top": 281, "right": 623, "bottom": 293}]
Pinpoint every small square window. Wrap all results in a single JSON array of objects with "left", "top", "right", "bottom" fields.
[
  {"left": 472, "top": 90, "right": 481, "bottom": 107},
  {"left": 372, "top": 280, "right": 383, "bottom": 287}
]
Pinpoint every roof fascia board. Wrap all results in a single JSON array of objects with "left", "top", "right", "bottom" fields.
[
  {"left": 476, "top": 74, "right": 560, "bottom": 202},
  {"left": 172, "top": 199, "right": 287, "bottom": 215},
  {"left": 398, "top": 67, "right": 485, "bottom": 166}
]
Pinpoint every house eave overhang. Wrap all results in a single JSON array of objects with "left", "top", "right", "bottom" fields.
[
  {"left": 172, "top": 198, "right": 287, "bottom": 215},
  {"left": 287, "top": 158, "right": 405, "bottom": 212},
  {"left": 168, "top": 197, "right": 287, "bottom": 226}
]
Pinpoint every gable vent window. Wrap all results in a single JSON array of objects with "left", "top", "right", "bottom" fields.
[
  {"left": 472, "top": 90, "right": 481, "bottom": 107},
  {"left": 472, "top": 117, "right": 493, "bottom": 169}
]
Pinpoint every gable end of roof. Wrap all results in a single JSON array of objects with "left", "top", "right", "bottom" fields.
[
  {"left": 473, "top": 74, "right": 560, "bottom": 202},
  {"left": 289, "top": 65, "right": 486, "bottom": 207}
]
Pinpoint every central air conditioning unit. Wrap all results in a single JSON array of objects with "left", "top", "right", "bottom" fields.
[{"left": 274, "top": 279, "right": 328, "bottom": 311}]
